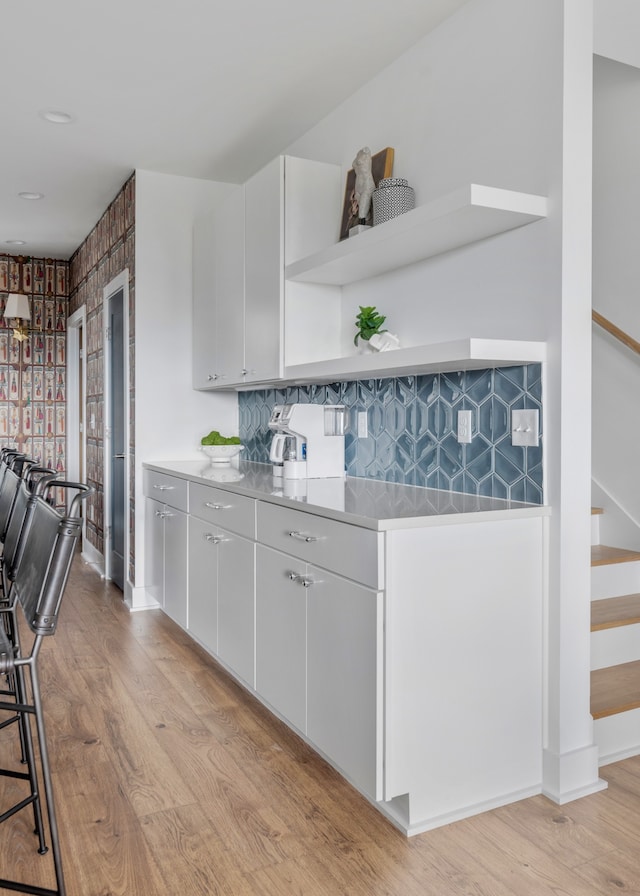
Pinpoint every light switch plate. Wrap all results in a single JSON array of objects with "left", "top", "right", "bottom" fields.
[{"left": 511, "top": 409, "right": 539, "bottom": 447}]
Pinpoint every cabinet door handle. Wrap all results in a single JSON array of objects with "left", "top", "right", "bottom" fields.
[
  {"left": 205, "top": 533, "right": 223, "bottom": 544},
  {"left": 153, "top": 484, "right": 174, "bottom": 491},
  {"left": 288, "top": 530, "right": 320, "bottom": 543},
  {"left": 207, "top": 374, "right": 219, "bottom": 381},
  {"left": 205, "top": 502, "right": 232, "bottom": 511},
  {"left": 288, "top": 572, "right": 318, "bottom": 587}
]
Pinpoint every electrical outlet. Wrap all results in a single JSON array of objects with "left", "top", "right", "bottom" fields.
[
  {"left": 357, "top": 410, "right": 368, "bottom": 438},
  {"left": 457, "top": 409, "right": 472, "bottom": 444}
]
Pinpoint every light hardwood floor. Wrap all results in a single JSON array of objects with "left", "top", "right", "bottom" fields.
[{"left": 2, "top": 556, "right": 640, "bottom": 895}]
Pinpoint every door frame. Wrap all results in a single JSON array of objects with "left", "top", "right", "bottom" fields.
[
  {"left": 103, "top": 269, "right": 130, "bottom": 590},
  {"left": 66, "top": 305, "right": 87, "bottom": 552}
]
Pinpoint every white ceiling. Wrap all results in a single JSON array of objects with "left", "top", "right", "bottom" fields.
[{"left": 1, "top": 0, "right": 468, "bottom": 261}]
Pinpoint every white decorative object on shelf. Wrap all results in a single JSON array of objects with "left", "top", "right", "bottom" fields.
[
  {"left": 369, "top": 332, "right": 400, "bottom": 352},
  {"left": 372, "top": 177, "right": 415, "bottom": 226},
  {"left": 200, "top": 444, "right": 244, "bottom": 465}
]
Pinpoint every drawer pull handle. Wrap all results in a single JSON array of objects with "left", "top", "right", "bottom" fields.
[
  {"left": 288, "top": 530, "right": 320, "bottom": 543},
  {"left": 155, "top": 510, "right": 173, "bottom": 519},
  {"left": 205, "top": 502, "right": 232, "bottom": 511},
  {"left": 288, "top": 572, "right": 317, "bottom": 588},
  {"left": 205, "top": 533, "right": 223, "bottom": 544},
  {"left": 153, "top": 484, "right": 175, "bottom": 491}
]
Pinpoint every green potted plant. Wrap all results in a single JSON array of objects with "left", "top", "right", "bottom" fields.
[
  {"left": 354, "top": 305, "right": 387, "bottom": 346},
  {"left": 354, "top": 305, "right": 400, "bottom": 352}
]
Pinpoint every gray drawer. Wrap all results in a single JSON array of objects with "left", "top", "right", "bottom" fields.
[
  {"left": 190, "top": 481, "right": 256, "bottom": 539},
  {"left": 143, "top": 469, "right": 188, "bottom": 512},
  {"left": 257, "top": 501, "right": 381, "bottom": 589}
]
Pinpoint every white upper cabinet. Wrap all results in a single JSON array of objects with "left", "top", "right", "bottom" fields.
[
  {"left": 193, "top": 154, "right": 549, "bottom": 389},
  {"left": 192, "top": 186, "right": 244, "bottom": 388},
  {"left": 243, "top": 157, "right": 284, "bottom": 385}
]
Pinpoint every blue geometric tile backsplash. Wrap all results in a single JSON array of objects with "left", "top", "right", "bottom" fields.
[{"left": 238, "top": 364, "right": 543, "bottom": 503}]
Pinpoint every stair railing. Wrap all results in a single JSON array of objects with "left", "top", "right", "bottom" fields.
[{"left": 593, "top": 309, "right": 640, "bottom": 356}]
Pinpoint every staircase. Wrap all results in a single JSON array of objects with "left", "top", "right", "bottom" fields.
[{"left": 591, "top": 506, "right": 640, "bottom": 764}]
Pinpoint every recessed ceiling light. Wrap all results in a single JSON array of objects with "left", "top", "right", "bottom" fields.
[
  {"left": 39, "top": 109, "right": 74, "bottom": 124},
  {"left": 18, "top": 192, "right": 44, "bottom": 200},
  {"left": 5, "top": 240, "right": 26, "bottom": 246}
]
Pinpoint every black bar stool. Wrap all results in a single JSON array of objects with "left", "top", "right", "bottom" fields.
[{"left": 0, "top": 481, "right": 92, "bottom": 896}]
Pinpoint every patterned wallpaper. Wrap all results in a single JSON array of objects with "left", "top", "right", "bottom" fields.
[
  {"left": 68, "top": 173, "right": 135, "bottom": 572},
  {"left": 0, "top": 255, "right": 69, "bottom": 505},
  {"left": 239, "top": 364, "right": 543, "bottom": 503}
]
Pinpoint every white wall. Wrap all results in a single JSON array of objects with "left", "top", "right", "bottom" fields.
[
  {"left": 288, "top": 0, "right": 562, "bottom": 352},
  {"left": 133, "top": 169, "right": 238, "bottom": 595},
  {"left": 594, "top": 0, "right": 640, "bottom": 70},
  {"left": 287, "top": 0, "right": 600, "bottom": 803}
]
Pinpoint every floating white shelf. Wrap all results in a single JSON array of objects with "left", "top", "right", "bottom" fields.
[
  {"left": 279, "top": 338, "right": 547, "bottom": 386},
  {"left": 285, "top": 184, "right": 548, "bottom": 286}
]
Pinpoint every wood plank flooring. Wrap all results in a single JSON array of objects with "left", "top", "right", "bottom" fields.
[{"left": 3, "top": 556, "right": 640, "bottom": 895}]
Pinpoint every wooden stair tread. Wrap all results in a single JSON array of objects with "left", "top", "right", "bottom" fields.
[
  {"left": 591, "top": 661, "right": 640, "bottom": 718},
  {"left": 591, "top": 593, "right": 640, "bottom": 630},
  {"left": 591, "top": 544, "right": 640, "bottom": 566},
  {"left": 591, "top": 506, "right": 604, "bottom": 515}
]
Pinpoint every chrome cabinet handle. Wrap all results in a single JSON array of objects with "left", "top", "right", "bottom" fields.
[
  {"left": 113, "top": 453, "right": 125, "bottom": 459},
  {"left": 205, "top": 501, "right": 232, "bottom": 511},
  {"left": 288, "top": 572, "right": 317, "bottom": 588},
  {"left": 153, "top": 484, "right": 174, "bottom": 491},
  {"left": 205, "top": 533, "right": 223, "bottom": 544},
  {"left": 288, "top": 530, "right": 320, "bottom": 543},
  {"left": 155, "top": 510, "right": 172, "bottom": 519},
  {"left": 207, "top": 374, "right": 218, "bottom": 381}
]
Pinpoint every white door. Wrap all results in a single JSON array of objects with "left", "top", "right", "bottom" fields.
[
  {"left": 188, "top": 516, "right": 220, "bottom": 653},
  {"left": 218, "top": 531, "right": 255, "bottom": 687},
  {"left": 244, "top": 157, "right": 283, "bottom": 383},
  {"left": 307, "top": 569, "right": 383, "bottom": 800},
  {"left": 255, "top": 544, "right": 306, "bottom": 732}
]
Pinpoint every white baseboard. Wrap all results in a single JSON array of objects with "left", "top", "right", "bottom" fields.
[
  {"left": 377, "top": 784, "right": 543, "bottom": 837},
  {"left": 542, "top": 744, "right": 607, "bottom": 803},
  {"left": 81, "top": 539, "right": 104, "bottom": 577},
  {"left": 124, "top": 583, "right": 160, "bottom": 612}
]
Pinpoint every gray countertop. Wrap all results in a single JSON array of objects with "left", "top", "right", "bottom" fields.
[{"left": 143, "top": 459, "right": 549, "bottom": 531}]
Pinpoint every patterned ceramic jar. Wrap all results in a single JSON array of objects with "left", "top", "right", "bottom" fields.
[{"left": 372, "top": 177, "right": 415, "bottom": 226}]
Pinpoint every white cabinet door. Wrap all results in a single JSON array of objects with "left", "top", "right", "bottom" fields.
[
  {"left": 145, "top": 497, "right": 165, "bottom": 606},
  {"left": 188, "top": 516, "right": 220, "bottom": 653},
  {"left": 212, "top": 187, "right": 245, "bottom": 384},
  {"left": 244, "top": 157, "right": 283, "bottom": 384},
  {"left": 192, "top": 188, "right": 245, "bottom": 388},
  {"left": 218, "top": 531, "right": 255, "bottom": 687},
  {"left": 192, "top": 208, "right": 217, "bottom": 389},
  {"left": 163, "top": 506, "right": 188, "bottom": 628},
  {"left": 307, "top": 568, "right": 383, "bottom": 800},
  {"left": 255, "top": 544, "right": 306, "bottom": 733}
]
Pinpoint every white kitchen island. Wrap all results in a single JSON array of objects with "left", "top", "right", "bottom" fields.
[{"left": 143, "top": 459, "right": 549, "bottom": 835}]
